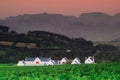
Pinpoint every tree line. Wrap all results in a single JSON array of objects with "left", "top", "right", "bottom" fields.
[{"left": 0, "top": 25, "right": 120, "bottom": 63}]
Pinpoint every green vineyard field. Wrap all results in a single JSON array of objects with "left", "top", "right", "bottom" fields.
[{"left": 0, "top": 63, "right": 120, "bottom": 80}]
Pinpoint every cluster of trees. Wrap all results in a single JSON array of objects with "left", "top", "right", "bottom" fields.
[
  {"left": 0, "top": 25, "right": 120, "bottom": 63},
  {"left": 0, "top": 25, "right": 9, "bottom": 32},
  {"left": 95, "top": 44, "right": 120, "bottom": 62}
]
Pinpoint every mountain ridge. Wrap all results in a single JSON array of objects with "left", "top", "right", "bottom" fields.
[{"left": 0, "top": 12, "right": 120, "bottom": 41}]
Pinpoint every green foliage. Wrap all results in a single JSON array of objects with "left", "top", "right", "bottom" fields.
[
  {"left": 0, "top": 63, "right": 120, "bottom": 80},
  {"left": 1, "top": 25, "right": 120, "bottom": 63},
  {"left": 95, "top": 44, "right": 120, "bottom": 62},
  {"left": 95, "top": 44, "right": 117, "bottom": 51},
  {"left": 0, "top": 29, "right": 96, "bottom": 63},
  {"left": 0, "top": 25, "right": 9, "bottom": 32}
]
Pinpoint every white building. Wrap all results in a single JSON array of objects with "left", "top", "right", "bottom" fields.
[
  {"left": 84, "top": 56, "right": 95, "bottom": 64},
  {"left": 17, "top": 56, "right": 96, "bottom": 66},
  {"left": 17, "top": 57, "right": 55, "bottom": 66},
  {"left": 60, "top": 57, "right": 68, "bottom": 64},
  {"left": 17, "top": 60, "right": 24, "bottom": 66},
  {"left": 71, "top": 57, "right": 81, "bottom": 64}
]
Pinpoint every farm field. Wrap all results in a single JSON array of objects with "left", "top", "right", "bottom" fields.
[{"left": 0, "top": 63, "right": 120, "bottom": 80}]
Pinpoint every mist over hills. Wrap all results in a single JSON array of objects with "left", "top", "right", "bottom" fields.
[{"left": 0, "top": 12, "right": 120, "bottom": 41}]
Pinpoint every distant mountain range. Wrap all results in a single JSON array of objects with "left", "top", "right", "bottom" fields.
[{"left": 0, "top": 12, "right": 120, "bottom": 41}]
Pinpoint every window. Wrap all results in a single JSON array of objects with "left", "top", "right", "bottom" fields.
[
  {"left": 36, "top": 61, "right": 40, "bottom": 64},
  {"left": 62, "top": 62, "right": 65, "bottom": 64}
]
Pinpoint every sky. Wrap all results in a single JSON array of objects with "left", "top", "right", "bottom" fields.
[{"left": 0, "top": 0, "right": 120, "bottom": 19}]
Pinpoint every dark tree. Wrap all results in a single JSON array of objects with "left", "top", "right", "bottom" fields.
[{"left": 0, "top": 25, "right": 9, "bottom": 32}]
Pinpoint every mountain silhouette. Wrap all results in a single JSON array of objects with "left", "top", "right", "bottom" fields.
[{"left": 0, "top": 12, "right": 120, "bottom": 41}]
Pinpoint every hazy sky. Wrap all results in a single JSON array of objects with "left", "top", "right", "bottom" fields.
[{"left": 0, "top": 0, "right": 120, "bottom": 19}]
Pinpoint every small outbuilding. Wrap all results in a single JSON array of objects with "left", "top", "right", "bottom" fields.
[
  {"left": 84, "top": 56, "right": 95, "bottom": 64},
  {"left": 17, "top": 60, "right": 24, "bottom": 66},
  {"left": 71, "top": 57, "right": 81, "bottom": 64},
  {"left": 60, "top": 57, "right": 68, "bottom": 64}
]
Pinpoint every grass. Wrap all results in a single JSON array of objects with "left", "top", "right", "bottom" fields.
[{"left": 0, "top": 62, "right": 120, "bottom": 80}]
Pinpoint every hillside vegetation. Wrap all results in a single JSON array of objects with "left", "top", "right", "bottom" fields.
[
  {"left": 0, "top": 25, "right": 120, "bottom": 63},
  {"left": 94, "top": 38, "right": 120, "bottom": 47},
  {"left": 0, "top": 63, "right": 120, "bottom": 80}
]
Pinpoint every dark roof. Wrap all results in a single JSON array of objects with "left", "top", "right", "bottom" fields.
[
  {"left": 25, "top": 57, "right": 51, "bottom": 62},
  {"left": 54, "top": 60, "right": 60, "bottom": 64},
  {"left": 25, "top": 57, "right": 36, "bottom": 61},
  {"left": 40, "top": 58, "right": 51, "bottom": 61}
]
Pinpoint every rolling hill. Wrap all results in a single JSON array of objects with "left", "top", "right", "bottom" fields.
[{"left": 94, "top": 38, "right": 120, "bottom": 47}]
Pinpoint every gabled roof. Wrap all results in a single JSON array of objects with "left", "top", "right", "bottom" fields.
[
  {"left": 25, "top": 57, "right": 36, "bottom": 61},
  {"left": 87, "top": 56, "right": 94, "bottom": 61},
  {"left": 74, "top": 57, "right": 80, "bottom": 62},
  {"left": 40, "top": 58, "right": 51, "bottom": 61},
  {"left": 54, "top": 60, "right": 60, "bottom": 64},
  {"left": 25, "top": 57, "right": 51, "bottom": 62},
  {"left": 61, "top": 57, "right": 68, "bottom": 61}
]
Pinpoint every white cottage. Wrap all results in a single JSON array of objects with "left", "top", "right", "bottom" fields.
[
  {"left": 17, "top": 57, "right": 55, "bottom": 66},
  {"left": 60, "top": 57, "right": 68, "bottom": 64},
  {"left": 84, "top": 56, "right": 95, "bottom": 64},
  {"left": 17, "top": 60, "right": 24, "bottom": 66},
  {"left": 71, "top": 57, "right": 81, "bottom": 64}
]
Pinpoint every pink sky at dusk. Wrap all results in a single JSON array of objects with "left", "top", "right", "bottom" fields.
[{"left": 0, "top": 0, "right": 120, "bottom": 19}]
